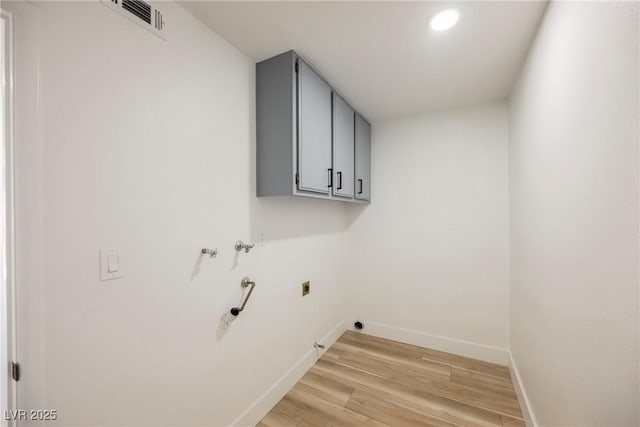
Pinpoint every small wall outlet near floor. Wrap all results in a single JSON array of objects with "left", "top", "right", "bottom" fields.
[{"left": 302, "top": 281, "right": 310, "bottom": 296}]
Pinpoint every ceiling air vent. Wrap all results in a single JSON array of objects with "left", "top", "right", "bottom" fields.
[
  {"left": 102, "top": 0, "right": 166, "bottom": 40},
  {"left": 122, "top": 0, "right": 151, "bottom": 24}
]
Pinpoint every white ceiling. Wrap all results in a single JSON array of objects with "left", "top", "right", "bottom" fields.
[{"left": 179, "top": 1, "right": 548, "bottom": 122}]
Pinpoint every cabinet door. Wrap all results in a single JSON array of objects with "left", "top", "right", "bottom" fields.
[
  {"left": 297, "top": 59, "right": 332, "bottom": 195},
  {"left": 354, "top": 114, "right": 371, "bottom": 201},
  {"left": 332, "top": 94, "right": 355, "bottom": 199}
]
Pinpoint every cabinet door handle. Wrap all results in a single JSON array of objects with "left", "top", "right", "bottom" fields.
[
  {"left": 337, "top": 172, "right": 342, "bottom": 190},
  {"left": 328, "top": 168, "right": 333, "bottom": 188},
  {"left": 358, "top": 179, "right": 363, "bottom": 194}
]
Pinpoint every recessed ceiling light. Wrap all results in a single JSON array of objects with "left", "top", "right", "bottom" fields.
[{"left": 429, "top": 9, "right": 459, "bottom": 32}]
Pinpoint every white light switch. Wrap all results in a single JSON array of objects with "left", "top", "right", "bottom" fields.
[
  {"left": 107, "top": 254, "right": 119, "bottom": 273},
  {"left": 100, "top": 248, "right": 124, "bottom": 281}
]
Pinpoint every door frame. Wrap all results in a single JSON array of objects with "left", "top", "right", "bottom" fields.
[{"left": 0, "top": 8, "right": 17, "bottom": 425}]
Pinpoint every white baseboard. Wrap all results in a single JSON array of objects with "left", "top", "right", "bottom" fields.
[
  {"left": 508, "top": 352, "right": 537, "bottom": 427},
  {"left": 229, "top": 318, "right": 349, "bottom": 427},
  {"left": 347, "top": 321, "right": 510, "bottom": 365}
]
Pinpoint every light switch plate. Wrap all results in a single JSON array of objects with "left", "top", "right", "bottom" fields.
[{"left": 100, "top": 248, "right": 124, "bottom": 281}]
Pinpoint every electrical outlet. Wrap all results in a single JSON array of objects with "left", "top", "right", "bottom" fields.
[{"left": 302, "top": 281, "right": 310, "bottom": 296}]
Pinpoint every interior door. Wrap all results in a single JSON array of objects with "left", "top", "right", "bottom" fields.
[
  {"left": 297, "top": 59, "right": 332, "bottom": 194},
  {"left": 354, "top": 114, "right": 371, "bottom": 201},
  {"left": 332, "top": 93, "right": 354, "bottom": 199}
]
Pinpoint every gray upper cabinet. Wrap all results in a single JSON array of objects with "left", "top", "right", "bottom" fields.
[
  {"left": 256, "top": 50, "right": 370, "bottom": 203},
  {"left": 297, "top": 59, "right": 332, "bottom": 195},
  {"left": 355, "top": 114, "right": 371, "bottom": 201},
  {"left": 332, "top": 94, "right": 355, "bottom": 199},
  {"left": 256, "top": 50, "right": 297, "bottom": 198}
]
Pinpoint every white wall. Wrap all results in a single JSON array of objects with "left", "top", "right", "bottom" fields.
[
  {"left": 347, "top": 102, "right": 511, "bottom": 362},
  {"left": 9, "top": 2, "right": 350, "bottom": 425},
  {"left": 509, "top": 2, "right": 639, "bottom": 425}
]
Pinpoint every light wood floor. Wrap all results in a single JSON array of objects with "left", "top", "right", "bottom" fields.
[{"left": 258, "top": 331, "right": 524, "bottom": 427}]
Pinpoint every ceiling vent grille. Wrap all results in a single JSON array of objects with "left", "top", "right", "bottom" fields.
[{"left": 102, "top": 0, "right": 166, "bottom": 40}]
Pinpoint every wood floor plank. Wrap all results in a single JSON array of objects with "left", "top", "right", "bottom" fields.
[
  {"left": 420, "top": 348, "right": 511, "bottom": 380},
  {"left": 501, "top": 415, "right": 527, "bottom": 427},
  {"left": 333, "top": 339, "right": 452, "bottom": 380},
  {"left": 319, "top": 346, "right": 343, "bottom": 363},
  {"left": 258, "top": 407, "right": 317, "bottom": 427},
  {"left": 312, "top": 359, "right": 505, "bottom": 427},
  {"left": 270, "top": 398, "right": 321, "bottom": 426},
  {"left": 450, "top": 367, "right": 518, "bottom": 399},
  {"left": 259, "top": 332, "right": 525, "bottom": 427},
  {"left": 346, "top": 389, "right": 459, "bottom": 427},
  {"left": 337, "top": 345, "right": 451, "bottom": 382},
  {"left": 340, "top": 331, "right": 425, "bottom": 360},
  {"left": 341, "top": 331, "right": 508, "bottom": 378},
  {"left": 335, "top": 349, "right": 523, "bottom": 418},
  {"left": 296, "top": 373, "right": 355, "bottom": 407},
  {"left": 283, "top": 385, "right": 389, "bottom": 427}
]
